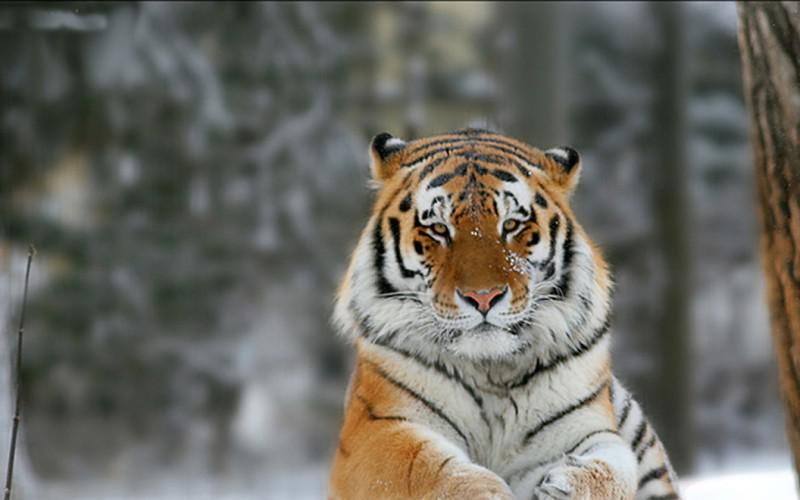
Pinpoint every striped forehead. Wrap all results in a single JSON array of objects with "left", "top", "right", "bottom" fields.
[
  {"left": 399, "top": 130, "right": 544, "bottom": 175},
  {"left": 413, "top": 157, "right": 533, "bottom": 219}
]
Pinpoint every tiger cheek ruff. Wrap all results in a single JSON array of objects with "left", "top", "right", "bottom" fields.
[{"left": 328, "top": 129, "right": 681, "bottom": 500}]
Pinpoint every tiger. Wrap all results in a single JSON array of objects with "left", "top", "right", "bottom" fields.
[{"left": 328, "top": 128, "right": 680, "bottom": 500}]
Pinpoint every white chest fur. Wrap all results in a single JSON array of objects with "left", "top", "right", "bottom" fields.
[{"left": 361, "top": 334, "right": 612, "bottom": 476}]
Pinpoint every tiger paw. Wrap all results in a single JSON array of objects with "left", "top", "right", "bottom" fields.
[
  {"left": 532, "top": 456, "right": 633, "bottom": 500},
  {"left": 436, "top": 463, "right": 514, "bottom": 500}
]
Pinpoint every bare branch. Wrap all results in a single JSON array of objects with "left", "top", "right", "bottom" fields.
[{"left": 4, "top": 245, "right": 35, "bottom": 500}]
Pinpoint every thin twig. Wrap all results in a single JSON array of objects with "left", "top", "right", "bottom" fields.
[{"left": 4, "top": 245, "right": 35, "bottom": 500}]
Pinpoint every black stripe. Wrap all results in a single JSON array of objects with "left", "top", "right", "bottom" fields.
[
  {"left": 471, "top": 144, "right": 540, "bottom": 175},
  {"left": 509, "top": 316, "right": 610, "bottom": 389},
  {"left": 527, "top": 208, "right": 567, "bottom": 272},
  {"left": 404, "top": 138, "right": 543, "bottom": 173},
  {"left": 406, "top": 442, "right": 425, "bottom": 495},
  {"left": 566, "top": 428, "right": 618, "bottom": 455},
  {"left": 554, "top": 218, "right": 575, "bottom": 299},
  {"left": 631, "top": 420, "right": 648, "bottom": 450},
  {"left": 471, "top": 162, "right": 488, "bottom": 176},
  {"left": 366, "top": 360, "right": 471, "bottom": 449},
  {"left": 408, "top": 135, "right": 531, "bottom": 157},
  {"left": 418, "top": 231, "right": 440, "bottom": 244},
  {"left": 638, "top": 466, "right": 668, "bottom": 489},
  {"left": 428, "top": 172, "right": 455, "bottom": 189},
  {"left": 388, "top": 217, "right": 419, "bottom": 279},
  {"left": 399, "top": 194, "right": 412, "bottom": 212},
  {"left": 372, "top": 334, "right": 492, "bottom": 433},
  {"left": 535, "top": 193, "right": 548, "bottom": 208},
  {"left": 349, "top": 300, "right": 374, "bottom": 339},
  {"left": 548, "top": 214, "right": 561, "bottom": 235},
  {"left": 608, "top": 379, "right": 616, "bottom": 405},
  {"left": 543, "top": 214, "right": 560, "bottom": 264},
  {"left": 579, "top": 293, "right": 592, "bottom": 311},
  {"left": 418, "top": 157, "right": 448, "bottom": 180},
  {"left": 372, "top": 214, "right": 398, "bottom": 295},
  {"left": 491, "top": 169, "right": 518, "bottom": 183},
  {"left": 457, "top": 151, "right": 507, "bottom": 165},
  {"left": 356, "top": 394, "right": 408, "bottom": 422},
  {"left": 514, "top": 163, "right": 532, "bottom": 178},
  {"left": 436, "top": 456, "right": 455, "bottom": 475},
  {"left": 350, "top": 299, "right": 417, "bottom": 344},
  {"left": 370, "top": 176, "right": 420, "bottom": 295},
  {"left": 405, "top": 149, "right": 452, "bottom": 172},
  {"left": 637, "top": 434, "right": 658, "bottom": 462},
  {"left": 542, "top": 261, "right": 556, "bottom": 280},
  {"left": 618, "top": 395, "right": 633, "bottom": 428},
  {"left": 381, "top": 330, "right": 399, "bottom": 345},
  {"left": 502, "top": 190, "right": 519, "bottom": 205},
  {"left": 644, "top": 494, "right": 678, "bottom": 500},
  {"left": 528, "top": 206, "right": 538, "bottom": 224},
  {"left": 524, "top": 380, "right": 608, "bottom": 444},
  {"left": 373, "top": 338, "right": 485, "bottom": 412},
  {"left": 349, "top": 283, "right": 419, "bottom": 343}
]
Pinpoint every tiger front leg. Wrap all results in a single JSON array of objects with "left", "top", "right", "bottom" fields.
[
  {"left": 329, "top": 422, "right": 512, "bottom": 500},
  {"left": 518, "top": 435, "right": 638, "bottom": 500}
]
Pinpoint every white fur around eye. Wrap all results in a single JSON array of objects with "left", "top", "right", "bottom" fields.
[{"left": 416, "top": 186, "right": 454, "bottom": 227}]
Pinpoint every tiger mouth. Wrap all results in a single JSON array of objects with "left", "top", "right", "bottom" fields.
[
  {"left": 462, "top": 320, "right": 523, "bottom": 336},
  {"left": 473, "top": 322, "right": 495, "bottom": 333}
]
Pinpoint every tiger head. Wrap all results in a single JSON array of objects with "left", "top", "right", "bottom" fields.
[{"left": 334, "top": 129, "right": 611, "bottom": 361}]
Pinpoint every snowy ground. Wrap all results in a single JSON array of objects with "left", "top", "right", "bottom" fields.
[
  {"left": 32, "top": 465, "right": 797, "bottom": 500},
  {"left": 682, "top": 468, "right": 797, "bottom": 500},
  {"left": 35, "top": 466, "right": 329, "bottom": 500}
]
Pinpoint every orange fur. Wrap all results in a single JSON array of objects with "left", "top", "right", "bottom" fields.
[{"left": 329, "top": 342, "right": 512, "bottom": 500}]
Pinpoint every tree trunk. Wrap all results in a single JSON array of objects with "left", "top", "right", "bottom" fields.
[
  {"left": 496, "top": 1, "right": 567, "bottom": 146},
  {"left": 399, "top": 2, "right": 430, "bottom": 139},
  {"left": 649, "top": 1, "right": 693, "bottom": 474},
  {"left": 737, "top": 0, "right": 800, "bottom": 478}
]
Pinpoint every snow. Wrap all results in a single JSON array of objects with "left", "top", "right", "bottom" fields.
[
  {"left": 37, "top": 467, "right": 329, "bottom": 500},
  {"left": 682, "top": 468, "right": 797, "bottom": 500},
  {"left": 28, "top": 10, "right": 108, "bottom": 31},
  {"left": 31, "top": 466, "right": 799, "bottom": 500}
]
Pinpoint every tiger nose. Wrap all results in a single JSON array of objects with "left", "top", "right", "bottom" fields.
[{"left": 457, "top": 286, "right": 508, "bottom": 314}]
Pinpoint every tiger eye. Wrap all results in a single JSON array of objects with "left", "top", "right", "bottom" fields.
[
  {"left": 431, "top": 223, "right": 449, "bottom": 236},
  {"left": 503, "top": 219, "right": 520, "bottom": 233}
]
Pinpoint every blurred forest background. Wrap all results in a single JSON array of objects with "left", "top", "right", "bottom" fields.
[{"left": 0, "top": 2, "right": 791, "bottom": 498}]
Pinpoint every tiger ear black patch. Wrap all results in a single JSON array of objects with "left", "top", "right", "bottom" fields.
[
  {"left": 372, "top": 132, "right": 407, "bottom": 160},
  {"left": 545, "top": 147, "right": 580, "bottom": 173},
  {"left": 369, "top": 132, "right": 407, "bottom": 182},
  {"left": 543, "top": 146, "right": 582, "bottom": 194}
]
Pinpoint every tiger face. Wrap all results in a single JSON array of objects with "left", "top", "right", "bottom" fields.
[{"left": 335, "top": 129, "right": 611, "bottom": 361}]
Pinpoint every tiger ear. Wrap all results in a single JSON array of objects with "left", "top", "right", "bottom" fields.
[
  {"left": 544, "top": 146, "right": 581, "bottom": 194},
  {"left": 369, "top": 132, "right": 407, "bottom": 182}
]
